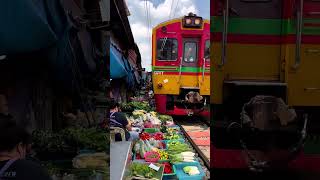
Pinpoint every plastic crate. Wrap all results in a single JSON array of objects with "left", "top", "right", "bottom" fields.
[
  {"left": 173, "top": 162, "right": 205, "bottom": 180},
  {"left": 162, "top": 173, "right": 177, "bottom": 180},
  {"left": 144, "top": 128, "right": 160, "bottom": 133}
]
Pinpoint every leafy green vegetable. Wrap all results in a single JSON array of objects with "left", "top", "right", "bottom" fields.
[
  {"left": 61, "top": 128, "right": 107, "bottom": 152},
  {"left": 160, "top": 126, "right": 167, "bottom": 133},
  {"left": 167, "top": 142, "right": 191, "bottom": 155},
  {"left": 129, "top": 163, "right": 156, "bottom": 178},
  {"left": 158, "top": 115, "right": 173, "bottom": 122},
  {"left": 32, "top": 128, "right": 107, "bottom": 154},
  {"left": 169, "top": 153, "right": 183, "bottom": 164},
  {"left": 164, "top": 133, "right": 181, "bottom": 140},
  {"left": 128, "top": 101, "right": 154, "bottom": 112}
]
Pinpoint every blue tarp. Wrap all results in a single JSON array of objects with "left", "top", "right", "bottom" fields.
[
  {"left": 0, "top": 0, "right": 68, "bottom": 54},
  {"left": 110, "top": 45, "right": 128, "bottom": 79},
  {"left": 110, "top": 44, "right": 137, "bottom": 89}
]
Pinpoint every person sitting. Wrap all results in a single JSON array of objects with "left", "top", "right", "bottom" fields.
[
  {"left": 109, "top": 100, "right": 139, "bottom": 141},
  {"left": 0, "top": 114, "right": 51, "bottom": 180}
]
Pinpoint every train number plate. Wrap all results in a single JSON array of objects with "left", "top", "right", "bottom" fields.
[{"left": 154, "top": 71, "right": 164, "bottom": 75}]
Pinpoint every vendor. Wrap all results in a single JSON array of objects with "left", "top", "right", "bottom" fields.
[
  {"left": 0, "top": 114, "right": 51, "bottom": 180},
  {"left": 110, "top": 100, "right": 139, "bottom": 141}
]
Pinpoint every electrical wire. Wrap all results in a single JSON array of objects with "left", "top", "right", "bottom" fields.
[
  {"left": 168, "top": 0, "right": 175, "bottom": 20},
  {"left": 172, "top": 0, "right": 180, "bottom": 18}
]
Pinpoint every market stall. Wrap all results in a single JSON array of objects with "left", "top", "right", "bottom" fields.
[
  {"left": 116, "top": 101, "right": 206, "bottom": 180},
  {"left": 30, "top": 127, "right": 109, "bottom": 180}
]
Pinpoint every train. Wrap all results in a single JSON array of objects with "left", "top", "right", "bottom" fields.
[
  {"left": 211, "top": 0, "right": 320, "bottom": 174},
  {"left": 152, "top": 13, "right": 210, "bottom": 118}
]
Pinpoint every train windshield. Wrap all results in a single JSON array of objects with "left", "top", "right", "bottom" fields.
[
  {"left": 204, "top": 40, "right": 210, "bottom": 60},
  {"left": 156, "top": 38, "right": 178, "bottom": 61},
  {"left": 183, "top": 41, "right": 198, "bottom": 62}
]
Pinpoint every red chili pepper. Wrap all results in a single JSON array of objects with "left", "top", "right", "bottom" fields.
[
  {"left": 162, "top": 162, "right": 172, "bottom": 174},
  {"left": 139, "top": 132, "right": 151, "bottom": 140},
  {"left": 152, "top": 133, "right": 163, "bottom": 140}
]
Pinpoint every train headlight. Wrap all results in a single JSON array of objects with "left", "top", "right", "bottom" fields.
[
  {"left": 157, "top": 83, "right": 163, "bottom": 89},
  {"left": 195, "top": 18, "right": 201, "bottom": 25},
  {"left": 185, "top": 18, "right": 192, "bottom": 25},
  {"left": 183, "top": 13, "right": 203, "bottom": 28}
]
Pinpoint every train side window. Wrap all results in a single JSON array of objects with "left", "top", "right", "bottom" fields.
[
  {"left": 157, "top": 38, "right": 178, "bottom": 61},
  {"left": 183, "top": 42, "right": 198, "bottom": 63},
  {"left": 204, "top": 40, "right": 210, "bottom": 60}
]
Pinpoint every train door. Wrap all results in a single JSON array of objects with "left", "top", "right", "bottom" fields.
[
  {"left": 198, "top": 36, "right": 210, "bottom": 96},
  {"left": 287, "top": 0, "right": 320, "bottom": 106},
  {"left": 181, "top": 38, "right": 200, "bottom": 88}
]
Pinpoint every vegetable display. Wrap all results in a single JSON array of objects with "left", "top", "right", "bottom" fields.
[
  {"left": 181, "top": 152, "right": 196, "bottom": 162},
  {"left": 61, "top": 128, "right": 107, "bottom": 152},
  {"left": 144, "top": 121, "right": 153, "bottom": 128},
  {"left": 164, "top": 133, "right": 181, "bottom": 140},
  {"left": 121, "top": 103, "right": 134, "bottom": 112},
  {"left": 158, "top": 115, "right": 173, "bottom": 122},
  {"left": 169, "top": 153, "right": 183, "bottom": 164},
  {"left": 129, "top": 101, "right": 153, "bottom": 112},
  {"left": 32, "top": 128, "right": 107, "bottom": 153},
  {"left": 183, "top": 166, "right": 200, "bottom": 176},
  {"left": 129, "top": 163, "right": 156, "bottom": 178},
  {"left": 167, "top": 127, "right": 180, "bottom": 134},
  {"left": 144, "top": 151, "right": 160, "bottom": 162},
  {"left": 124, "top": 102, "right": 206, "bottom": 179},
  {"left": 168, "top": 151, "right": 196, "bottom": 164},
  {"left": 167, "top": 141, "right": 191, "bottom": 154},
  {"left": 155, "top": 149, "right": 168, "bottom": 160},
  {"left": 148, "top": 138, "right": 165, "bottom": 149},
  {"left": 152, "top": 132, "right": 163, "bottom": 140},
  {"left": 160, "top": 125, "right": 167, "bottom": 133},
  {"left": 140, "top": 132, "right": 151, "bottom": 140},
  {"left": 135, "top": 139, "right": 164, "bottom": 159}
]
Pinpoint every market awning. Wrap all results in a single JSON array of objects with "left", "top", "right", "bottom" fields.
[
  {"left": 0, "top": 0, "right": 68, "bottom": 54},
  {"left": 110, "top": 45, "right": 128, "bottom": 79}
]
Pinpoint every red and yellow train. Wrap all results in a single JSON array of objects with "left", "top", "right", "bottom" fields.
[
  {"left": 152, "top": 13, "right": 210, "bottom": 118},
  {"left": 211, "top": 0, "right": 320, "bottom": 174}
]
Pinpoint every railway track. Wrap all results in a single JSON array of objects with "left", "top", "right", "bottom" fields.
[{"left": 174, "top": 116, "right": 210, "bottom": 178}]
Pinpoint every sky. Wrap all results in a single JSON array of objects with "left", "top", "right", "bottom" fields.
[{"left": 127, "top": 0, "right": 210, "bottom": 72}]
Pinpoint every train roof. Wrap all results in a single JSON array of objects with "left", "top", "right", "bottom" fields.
[{"left": 153, "top": 16, "right": 210, "bottom": 30}]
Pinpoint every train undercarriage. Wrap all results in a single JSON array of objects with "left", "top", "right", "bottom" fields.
[
  {"left": 155, "top": 88, "right": 210, "bottom": 118},
  {"left": 212, "top": 82, "right": 320, "bottom": 173}
]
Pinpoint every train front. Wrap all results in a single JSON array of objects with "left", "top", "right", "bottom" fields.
[{"left": 151, "top": 13, "right": 210, "bottom": 118}]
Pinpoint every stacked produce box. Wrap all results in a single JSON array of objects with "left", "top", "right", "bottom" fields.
[{"left": 121, "top": 101, "right": 206, "bottom": 180}]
